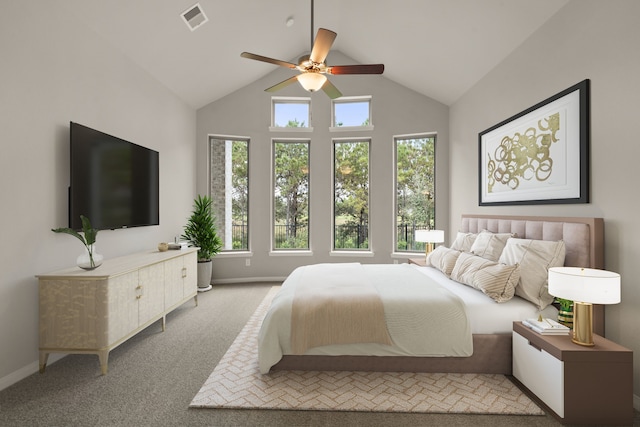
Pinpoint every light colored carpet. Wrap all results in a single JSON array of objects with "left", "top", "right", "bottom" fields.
[{"left": 190, "top": 286, "right": 544, "bottom": 415}]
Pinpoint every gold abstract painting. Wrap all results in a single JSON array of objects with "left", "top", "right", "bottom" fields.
[{"left": 479, "top": 80, "right": 589, "bottom": 205}]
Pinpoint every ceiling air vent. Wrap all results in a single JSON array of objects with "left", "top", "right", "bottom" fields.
[{"left": 181, "top": 3, "right": 208, "bottom": 31}]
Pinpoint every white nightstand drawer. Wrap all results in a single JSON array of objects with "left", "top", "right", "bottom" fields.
[{"left": 512, "top": 331, "right": 564, "bottom": 417}]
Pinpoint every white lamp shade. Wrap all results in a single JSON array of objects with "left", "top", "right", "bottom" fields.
[
  {"left": 415, "top": 229, "right": 444, "bottom": 243},
  {"left": 297, "top": 73, "right": 327, "bottom": 92},
  {"left": 548, "top": 267, "right": 621, "bottom": 304}
]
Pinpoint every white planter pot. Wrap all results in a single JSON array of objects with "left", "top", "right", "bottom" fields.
[{"left": 197, "top": 260, "right": 213, "bottom": 292}]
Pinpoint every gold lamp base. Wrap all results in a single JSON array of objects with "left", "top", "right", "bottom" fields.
[
  {"left": 572, "top": 301, "right": 594, "bottom": 346},
  {"left": 424, "top": 242, "right": 435, "bottom": 262}
]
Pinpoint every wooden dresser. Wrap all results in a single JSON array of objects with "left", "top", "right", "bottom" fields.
[{"left": 36, "top": 248, "right": 198, "bottom": 375}]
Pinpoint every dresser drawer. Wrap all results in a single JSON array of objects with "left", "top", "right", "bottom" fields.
[{"left": 512, "top": 331, "right": 564, "bottom": 417}]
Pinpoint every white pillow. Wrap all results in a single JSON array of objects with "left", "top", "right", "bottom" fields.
[
  {"left": 469, "top": 230, "right": 514, "bottom": 261},
  {"left": 450, "top": 232, "right": 477, "bottom": 252},
  {"left": 426, "top": 246, "right": 462, "bottom": 277},
  {"left": 498, "top": 238, "right": 566, "bottom": 309},
  {"left": 450, "top": 252, "right": 520, "bottom": 303}
]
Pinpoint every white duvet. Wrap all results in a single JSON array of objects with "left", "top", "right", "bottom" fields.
[{"left": 258, "top": 263, "right": 473, "bottom": 374}]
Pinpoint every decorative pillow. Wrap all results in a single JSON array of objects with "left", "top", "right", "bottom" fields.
[
  {"left": 469, "top": 230, "right": 514, "bottom": 261},
  {"left": 450, "top": 232, "right": 477, "bottom": 252},
  {"left": 450, "top": 252, "right": 521, "bottom": 303},
  {"left": 426, "top": 246, "right": 462, "bottom": 277},
  {"left": 498, "top": 238, "right": 566, "bottom": 309}
]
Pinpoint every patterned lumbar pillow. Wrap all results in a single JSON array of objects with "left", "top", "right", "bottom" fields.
[{"left": 450, "top": 252, "right": 521, "bottom": 303}]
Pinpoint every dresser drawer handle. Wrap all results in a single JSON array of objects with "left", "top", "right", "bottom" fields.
[{"left": 528, "top": 340, "right": 542, "bottom": 351}]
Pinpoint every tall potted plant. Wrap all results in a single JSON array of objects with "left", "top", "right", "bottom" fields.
[{"left": 182, "top": 195, "right": 222, "bottom": 292}]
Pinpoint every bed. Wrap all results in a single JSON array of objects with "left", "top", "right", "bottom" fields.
[{"left": 261, "top": 214, "right": 604, "bottom": 375}]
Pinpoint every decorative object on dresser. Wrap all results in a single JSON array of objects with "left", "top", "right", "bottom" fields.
[
  {"left": 182, "top": 195, "right": 222, "bottom": 292},
  {"left": 36, "top": 248, "right": 198, "bottom": 375},
  {"left": 51, "top": 215, "right": 102, "bottom": 270},
  {"left": 512, "top": 321, "right": 633, "bottom": 425},
  {"left": 548, "top": 267, "right": 620, "bottom": 346}
]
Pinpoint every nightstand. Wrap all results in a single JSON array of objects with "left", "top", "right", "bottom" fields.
[
  {"left": 408, "top": 257, "right": 426, "bottom": 266},
  {"left": 512, "top": 321, "right": 633, "bottom": 425}
]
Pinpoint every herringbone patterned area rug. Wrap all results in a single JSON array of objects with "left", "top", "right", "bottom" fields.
[{"left": 190, "top": 287, "right": 544, "bottom": 415}]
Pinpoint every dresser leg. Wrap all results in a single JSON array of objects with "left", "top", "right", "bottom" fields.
[
  {"left": 39, "top": 351, "right": 49, "bottom": 373},
  {"left": 194, "top": 294, "right": 198, "bottom": 306},
  {"left": 98, "top": 351, "right": 109, "bottom": 375}
]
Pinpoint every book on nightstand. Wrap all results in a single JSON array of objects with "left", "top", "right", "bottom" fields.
[{"left": 522, "top": 317, "right": 570, "bottom": 335}]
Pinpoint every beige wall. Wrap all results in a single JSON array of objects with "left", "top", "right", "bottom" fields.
[
  {"left": 196, "top": 51, "right": 450, "bottom": 281},
  {"left": 450, "top": 0, "right": 640, "bottom": 400},
  {"left": 0, "top": 2, "right": 196, "bottom": 388}
]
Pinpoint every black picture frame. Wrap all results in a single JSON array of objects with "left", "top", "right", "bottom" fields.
[{"left": 478, "top": 79, "right": 589, "bottom": 206}]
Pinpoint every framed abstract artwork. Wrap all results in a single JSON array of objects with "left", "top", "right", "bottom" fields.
[{"left": 478, "top": 79, "right": 589, "bottom": 206}]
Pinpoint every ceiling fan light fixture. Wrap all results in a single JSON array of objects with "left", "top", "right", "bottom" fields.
[{"left": 297, "top": 73, "right": 327, "bottom": 92}]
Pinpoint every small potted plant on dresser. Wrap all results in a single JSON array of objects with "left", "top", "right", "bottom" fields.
[
  {"left": 182, "top": 195, "right": 222, "bottom": 292},
  {"left": 555, "top": 297, "right": 574, "bottom": 328}
]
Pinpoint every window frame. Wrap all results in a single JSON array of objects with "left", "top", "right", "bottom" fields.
[
  {"left": 270, "top": 138, "right": 312, "bottom": 254},
  {"left": 270, "top": 96, "right": 313, "bottom": 132},
  {"left": 392, "top": 133, "right": 436, "bottom": 256},
  {"left": 330, "top": 95, "right": 374, "bottom": 132},
  {"left": 331, "top": 137, "right": 372, "bottom": 254},
  {"left": 208, "top": 135, "right": 250, "bottom": 255}
]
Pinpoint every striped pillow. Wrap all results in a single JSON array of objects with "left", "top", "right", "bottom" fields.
[
  {"left": 426, "top": 246, "right": 462, "bottom": 276},
  {"left": 450, "top": 232, "right": 477, "bottom": 252},
  {"left": 450, "top": 252, "right": 521, "bottom": 302},
  {"left": 469, "top": 230, "right": 514, "bottom": 261}
]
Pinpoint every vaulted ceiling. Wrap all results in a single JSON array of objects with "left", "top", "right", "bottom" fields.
[{"left": 59, "top": 0, "right": 569, "bottom": 109}]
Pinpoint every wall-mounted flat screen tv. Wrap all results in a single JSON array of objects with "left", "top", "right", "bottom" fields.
[{"left": 69, "top": 122, "right": 159, "bottom": 230}]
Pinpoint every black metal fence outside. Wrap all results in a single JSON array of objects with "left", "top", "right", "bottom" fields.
[{"left": 231, "top": 222, "right": 427, "bottom": 251}]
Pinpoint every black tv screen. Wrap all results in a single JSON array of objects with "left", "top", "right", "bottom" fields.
[{"left": 69, "top": 122, "right": 159, "bottom": 230}]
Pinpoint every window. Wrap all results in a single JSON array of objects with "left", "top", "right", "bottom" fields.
[
  {"left": 272, "top": 140, "right": 310, "bottom": 250},
  {"left": 394, "top": 135, "right": 435, "bottom": 252},
  {"left": 331, "top": 96, "right": 373, "bottom": 131},
  {"left": 333, "top": 139, "right": 370, "bottom": 250},
  {"left": 270, "top": 97, "right": 312, "bottom": 131},
  {"left": 209, "top": 137, "right": 249, "bottom": 251}
]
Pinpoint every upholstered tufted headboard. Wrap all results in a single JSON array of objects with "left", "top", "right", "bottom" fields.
[{"left": 459, "top": 214, "right": 605, "bottom": 334}]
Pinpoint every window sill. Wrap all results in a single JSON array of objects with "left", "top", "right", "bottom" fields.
[
  {"left": 330, "top": 250, "right": 374, "bottom": 257},
  {"left": 391, "top": 251, "right": 425, "bottom": 259},
  {"left": 216, "top": 251, "right": 252, "bottom": 258},
  {"left": 269, "top": 126, "right": 314, "bottom": 132},
  {"left": 329, "top": 125, "right": 374, "bottom": 132},
  {"left": 269, "top": 250, "right": 314, "bottom": 256}
]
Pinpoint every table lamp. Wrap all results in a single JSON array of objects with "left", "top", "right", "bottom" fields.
[
  {"left": 548, "top": 267, "right": 620, "bottom": 346},
  {"left": 415, "top": 229, "right": 444, "bottom": 260}
]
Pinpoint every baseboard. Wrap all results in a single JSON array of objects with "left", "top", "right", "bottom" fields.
[
  {"left": 0, "top": 353, "right": 65, "bottom": 392},
  {"left": 213, "top": 276, "right": 286, "bottom": 285}
]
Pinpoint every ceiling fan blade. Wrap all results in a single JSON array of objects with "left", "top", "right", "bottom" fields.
[
  {"left": 240, "top": 52, "right": 297, "bottom": 69},
  {"left": 327, "top": 64, "right": 385, "bottom": 75},
  {"left": 321, "top": 78, "right": 342, "bottom": 99},
  {"left": 309, "top": 28, "right": 337, "bottom": 64},
  {"left": 265, "top": 75, "right": 300, "bottom": 93}
]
